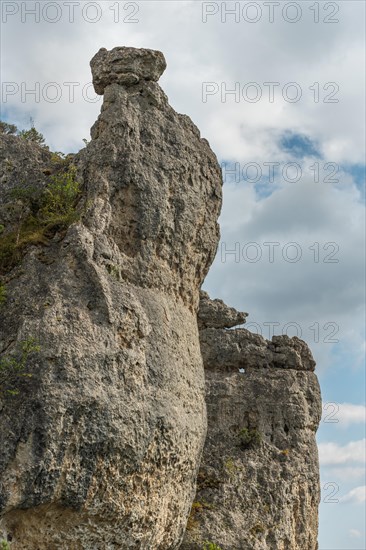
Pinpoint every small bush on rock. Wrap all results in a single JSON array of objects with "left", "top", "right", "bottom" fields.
[
  {"left": 238, "top": 427, "right": 261, "bottom": 450},
  {"left": 0, "top": 282, "right": 6, "bottom": 306},
  {"left": 18, "top": 126, "right": 46, "bottom": 146},
  {"left": 0, "top": 166, "right": 81, "bottom": 274},
  {"left": 0, "top": 338, "right": 40, "bottom": 397},
  {"left": 0, "top": 121, "right": 18, "bottom": 135},
  {"left": 202, "top": 542, "right": 222, "bottom": 550}
]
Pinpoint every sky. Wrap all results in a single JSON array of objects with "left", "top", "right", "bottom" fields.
[{"left": 1, "top": 1, "right": 365, "bottom": 548}]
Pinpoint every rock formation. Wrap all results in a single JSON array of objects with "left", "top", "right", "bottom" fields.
[
  {"left": 0, "top": 46, "right": 321, "bottom": 550},
  {"left": 182, "top": 293, "right": 321, "bottom": 550},
  {"left": 0, "top": 47, "right": 222, "bottom": 549}
]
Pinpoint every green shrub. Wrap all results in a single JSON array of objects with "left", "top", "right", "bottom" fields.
[
  {"left": 0, "top": 121, "right": 17, "bottom": 135},
  {"left": 224, "top": 457, "right": 237, "bottom": 476},
  {"left": 0, "top": 338, "right": 40, "bottom": 396},
  {"left": 202, "top": 542, "right": 222, "bottom": 550},
  {"left": 238, "top": 427, "right": 261, "bottom": 450},
  {"left": 0, "top": 282, "right": 6, "bottom": 305},
  {"left": 186, "top": 501, "right": 216, "bottom": 532},
  {"left": 18, "top": 126, "right": 46, "bottom": 146},
  {"left": 186, "top": 501, "right": 203, "bottom": 531},
  {"left": 41, "top": 166, "right": 80, "bottom": 219},
  {"left": 50, "top": 151, "right": 67, "bottom": 167},
  {"left": 0, "top": 166, "right": 81, "bottom": 274},
  {"left": 9, "top": 184, "right": 44, "bottom": 215},
  {"left": 1, "top": 119, "right": 47, "bottom": 147},
  {"left": 0, "top": 540, "right": 11, "bottom": 550},
  {"left": 0, "top": 231, "right": 21, "bottom": 274}
]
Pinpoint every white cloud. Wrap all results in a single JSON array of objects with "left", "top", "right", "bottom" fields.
[
  {"left": 1, "top": 0, "right": 365, "bottom": 162},
  {"left": 341, "top": 486, "right": 366, "bottom": 504},
  {"left": 204, "top": 175, "right": 365, "bottom": 372},
  {"left": 322, "top": 403, "right": 366, "bottom": 428},
  {"left": 325, "top": 467, "right": 366, "bottom": 482},
  {"left": 350, "top": 528, "right": 362, "bottom": 538},
  {"left": 319, "top": 440, "right": 366, "bottom": 466}
]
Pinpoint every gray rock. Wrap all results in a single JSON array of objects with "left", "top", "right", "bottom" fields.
[
  {"left": 0, "top": 46, "right": 321, "bottom": 550},
  {"left": 181, "top": 296, "right": 321, "bottom": 550},
  {"left": 0, "top": 47, "right": 222, "bottom": 549},
  {"left": 90, "top": 46, "right": 167, "bottom": 95},
  {"left": 198, "top": 290, "right": 248, "bottom": 329},
  {"left": 200, "top": 328, "right": 316, "bottom": 372}
]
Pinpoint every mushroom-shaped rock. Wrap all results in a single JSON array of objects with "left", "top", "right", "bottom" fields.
[{"left": 90, "top": 46, "right": 167, "bottom": 94}]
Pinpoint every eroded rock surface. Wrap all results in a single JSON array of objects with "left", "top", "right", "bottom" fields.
[
  {"left": 0, "top": 46, "right": 321, "bottom": 550},
  {"left": 0, "top": 47, "right": 222, "bottom": 549},
  {"left": 198, "top": 290, "right": 248, "bottom": 329},
  {"left": 182, "top": 294, "right": 322, "bottom": 550},
  {"left": 91, "top": 46, "right": 167, "bottom": 94}
]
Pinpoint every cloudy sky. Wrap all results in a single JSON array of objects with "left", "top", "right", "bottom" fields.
[{"left": 1, "top": 1, "right": 365, "bottom": 547}]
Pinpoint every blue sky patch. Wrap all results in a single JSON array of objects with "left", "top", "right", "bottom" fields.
[{"left": 280, "top": 131, "right": 322, "bottom": 159}]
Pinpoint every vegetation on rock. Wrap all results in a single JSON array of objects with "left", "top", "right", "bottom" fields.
[
  {"left": 0, "top": 119, "right": 46, "bottom": 146},
  {"left": 0, "top": 337, "right": 40, "bottom": 396},
  {"left": 18, "top": 126, "right": 46, "bottom": 146},
  {"left": 202, "top": 542, "right": 222, "bottom": 550},
  {"left": 0, "top": 121, "right": 17, "bottom": 135},
  {"left": 238, "top": 427, "right": 262, "bottom": 450},
  {"left": 0, "top": 282, "right": 6, "bottom": 306},
  {"left": 0, "top": 166, "right": 81, "bottom": 274}
]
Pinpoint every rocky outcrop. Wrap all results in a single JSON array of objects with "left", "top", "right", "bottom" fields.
[
  {"left": 0, "top": 47, "right": 222, "bottom": 549},
  {"left": 182, "top": 294, "right": 322, "bottom": 550},
  {"left": 0, "top": 46, "right": 321, "bottom": 550},
  {"left": 198, "top": 291, "right": 248, "bottom": 330},
  {"left": 91, "top": 47, "right": 167, "bottom": 94}
]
